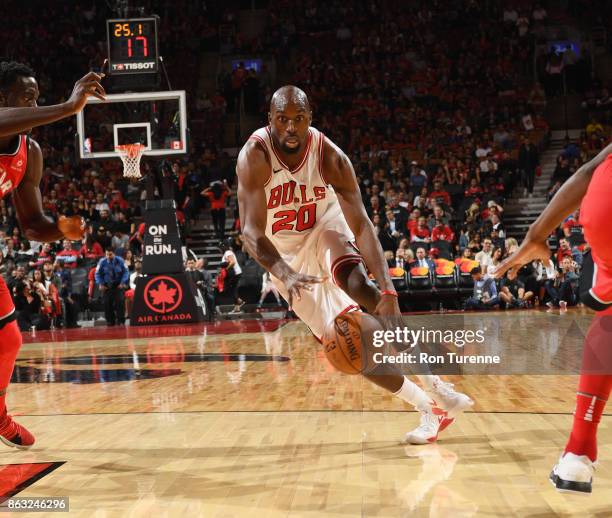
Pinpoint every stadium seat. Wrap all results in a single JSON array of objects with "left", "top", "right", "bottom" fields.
[{"left": 408, "top": 266, "right": 432, "bottom": 291}]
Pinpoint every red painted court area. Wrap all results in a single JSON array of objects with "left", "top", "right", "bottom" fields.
[{"left": 0, "top": 463, "right": 65, "bottom": 501}]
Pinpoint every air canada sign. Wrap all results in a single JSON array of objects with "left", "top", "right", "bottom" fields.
[
  {"left": 144, "top": 276, "right": 183, "bottom": 314},
  {"left": 132, "top": 273, "right": 203, "bottom": 325}
]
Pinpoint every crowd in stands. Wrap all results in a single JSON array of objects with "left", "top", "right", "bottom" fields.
[
  {"left": 1, "top": 0, "right": 609, "bottom": 326},
  {"left": 0, "top": 0, "right": 239, "bottom": 328},
  {"left": 221, "top": 0, "right": 602, "bottom": 313},
  {"left": 247, "top": 0, "right": 557, "bottom": 310}
]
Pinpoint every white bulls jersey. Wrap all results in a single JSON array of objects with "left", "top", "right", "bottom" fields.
[{"left": 249, "top": 126, "right": 352, "bottom": 262}]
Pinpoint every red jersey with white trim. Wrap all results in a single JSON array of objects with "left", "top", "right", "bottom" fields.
[
  {"left": 0, "top": 134, "right": 29, "bottom": 318},
  {"left": 249, "top": 126, "right": 350, "bottom": 261}
]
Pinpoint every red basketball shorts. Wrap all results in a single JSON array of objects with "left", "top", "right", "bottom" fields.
[
  {"left": 579, "top": 155, "right": 612, "bottom": 311},
  {"left": 0, "top": 277, "right": 15, "bottom": 322}
]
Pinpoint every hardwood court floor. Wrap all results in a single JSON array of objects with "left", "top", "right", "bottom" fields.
[{"left": 1, "top": 309, "right": 610, "bottom": 517}]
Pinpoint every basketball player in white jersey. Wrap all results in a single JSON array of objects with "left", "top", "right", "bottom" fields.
[{"left": 237, "top": 86, "right": 473, "bottom": 443}]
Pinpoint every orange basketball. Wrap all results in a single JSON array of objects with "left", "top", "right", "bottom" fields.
[{"left": 322, "top": 311, "right": 381, "bottom": 375}]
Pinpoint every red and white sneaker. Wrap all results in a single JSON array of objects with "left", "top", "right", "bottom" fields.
[
  {"left": 403, "top": 405, "right": 454, "bottom": 445},
  {"left": 0, "top": 410, "right": 35, "bottom": 449},
  {"left": 424, "top": 378, "right": 474, "bottom": 419}
]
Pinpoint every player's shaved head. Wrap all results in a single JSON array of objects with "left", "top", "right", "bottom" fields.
[
  {"left": 270, "top": 85, "right": 311, "bottom": 114},
  {"left": 268, "top": 85, "right": 312, "bottom": 155}
]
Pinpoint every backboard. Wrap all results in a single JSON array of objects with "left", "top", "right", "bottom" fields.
[{"left": 76, "top": 90, "right": 187, "bottom": 160}]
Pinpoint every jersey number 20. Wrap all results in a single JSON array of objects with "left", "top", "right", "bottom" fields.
[{"left": 272, "top": 203, "right": 316, "bottom": 234}]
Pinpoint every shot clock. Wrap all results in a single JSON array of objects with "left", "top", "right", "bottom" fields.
[{"left": 106, "top": 17, "right": 159, "bottom": 75}]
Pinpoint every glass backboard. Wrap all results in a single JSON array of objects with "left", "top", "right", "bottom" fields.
[{"left": 76, "top": 90, "right": 187, "bottom": 160}]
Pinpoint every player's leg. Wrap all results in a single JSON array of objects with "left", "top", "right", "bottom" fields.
[
  {"left": 550, "top": 310, "right": 612, "bottom": 493},
  {"left": 0, "top": 318, "right": 35, "bottom": 449},
  {"left": 551, "top": 166, "right": 612, "bottom": 492},
  {"left": 334, "top": 258, "right": 472, "bottom": 421},
  {"left": 116, "top": 288, "right": 126, "bottom": 325},
  {"left": 270, "top": 284, "right": 282, "bottom": 305},
  {"left": 103, "top": 287, "right": 115, "bottom": 326},
  {"left": 319, "top": 229, "right": 472, "bottom": 442},
  {"left": 271, "top": 235, "right": 442, "bottom": 441}
]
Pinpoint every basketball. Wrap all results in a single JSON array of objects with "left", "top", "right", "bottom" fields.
[
  {"left": 57, "top": 215, "right": 86, "bottom": 240},
  {"left": 322, "top": 311, "right": 381, "bottom": 375}
]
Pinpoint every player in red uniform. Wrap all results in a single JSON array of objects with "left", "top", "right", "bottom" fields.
[
  {"left": 497, "top": 142, "right": 612, "bottom": 493},
  {"left": 0, "top": 61, "right": 105, "bottom": 449}
]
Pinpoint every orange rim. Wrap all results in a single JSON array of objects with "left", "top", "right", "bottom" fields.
[{"left": 116, "top": 143, "right": 145, "bottom": 159}]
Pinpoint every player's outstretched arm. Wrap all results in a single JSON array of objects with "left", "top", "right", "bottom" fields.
[
  {"left": 12, "top": 139, "right": 84, "bottom": 243},
  {"left": 496, "top": 142, "right": 612, "bottom": 278},
  {"left": 0, "top": 72, "right": 105, "bottom": 138},
  {"left": 236, "top": 141, "right": 324, "bottom": 307},
  {"left": 323, "top": 140, "right": 399, "bottom": 315}
]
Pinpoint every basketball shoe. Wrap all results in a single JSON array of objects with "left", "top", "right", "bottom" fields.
[
  {"left": 403, "top": 405, "right": 454, "bottom": 445},
  {"left": 423, "top": 378, "right": 473, "bottom": 418},
  {"left": 0, "top": 409, "right": 35, "bottom": 449},
  {"left": 549, "top": 452, "right": 595, "bottom": 494}
]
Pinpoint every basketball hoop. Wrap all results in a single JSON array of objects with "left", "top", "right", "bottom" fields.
[{"left": 116, "top": 143, "right": 145, "bottom": 179}]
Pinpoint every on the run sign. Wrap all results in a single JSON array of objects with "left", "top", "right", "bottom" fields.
[{"left": 142, "top": 203, "right": 183, "bottom": 274}]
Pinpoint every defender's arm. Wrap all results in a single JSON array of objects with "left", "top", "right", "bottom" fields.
[
  {"left": 12, "top": 139, "right": 84, "bottom": 242},
  {"left": 496, "top": 142, "right": 612, "bottom": 278},
  {"left": 0, "top": 72, "right": 105, "bottom": 137}
]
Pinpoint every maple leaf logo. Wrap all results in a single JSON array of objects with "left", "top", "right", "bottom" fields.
[{"left": 148, "top": 281, "right": 177, "bottom": 312}]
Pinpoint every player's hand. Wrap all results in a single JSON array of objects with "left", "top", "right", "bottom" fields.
[
  {"left": 283, "top": 271, "right": 326, "bottom": 309},
  {"left": 374, "top": 293, "right": 401, "bottom": 317},
  {"left": 58, "top": 215, "right": 86, "bottom": 241},
  {"left": 494, "top": 237, "right": 550, "bottom": 280},
  {"left": 66, "top": 71, "right": 106, "bottom": 114}
]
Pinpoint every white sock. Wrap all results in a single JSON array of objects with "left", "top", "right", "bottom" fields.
[
  {"left": 394, "top": 376, "right": 433, "bottom": 411},
  {"left": 416, "top": 375, "right": 441, "bottom": 391}
]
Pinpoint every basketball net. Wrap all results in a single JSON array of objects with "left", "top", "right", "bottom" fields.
[{"left": 116, "top": 143, "right": 145, "bottom": 179}]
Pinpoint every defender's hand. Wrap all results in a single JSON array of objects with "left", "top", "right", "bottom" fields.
[
  {"left": 58, "top": 215, "right": 86, "bottom": 241},
  {"left": 494, "top": 237, "right": 550, "bottom": 280},
  {"left": 282, "top": 271, "right": 326, "bottom": 309},
  {"left": 66, "top": 71, "right": 106, "bottom": 114}
]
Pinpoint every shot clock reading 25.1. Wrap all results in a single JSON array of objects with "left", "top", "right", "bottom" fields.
[{"left": 106, "top": 17, "right": 159, "bottom": 74}]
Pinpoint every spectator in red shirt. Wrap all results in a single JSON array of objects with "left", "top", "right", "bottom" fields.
[
  {"left": 55, "top": 239, "right": 80, "bottom": 269},
  {"left": 562, "top": 210, "right": 580, "bottom": 233},
  {"left": 30, "top": 243, "right": 54, "bottom": 268},
  {"left": 464, "top": 178, "right": 484, "bottom": 198},
  {"left": 428, "top": 180, "right": 451, "bottom": 208},
  {"left": 109, "top": 190, "right": 129, "bottom": 211},
  {"left": 480, "top": 200, "right": 504, "bottom": 220},
  {"left": 79, "top": 235, "right": 104, "bottom": 261},
  {"left": 411, "top": 216, "right": 431, "bottom": 243},
  {"left": 556, "top": 238, "right": 572, "bottom": 264},
  {"left": 406, "top": 208, "right": 421, "bottom": 235},
  {"left": 202, "top": 180, "right": 231, "bottom": 239},
  {"left": 431, "top": 222, "right": 455, "bottom": 242}
]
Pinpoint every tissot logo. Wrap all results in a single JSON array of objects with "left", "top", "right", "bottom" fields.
[{"left": 113, "top": 62, "right": 156, "bottom": 71}]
